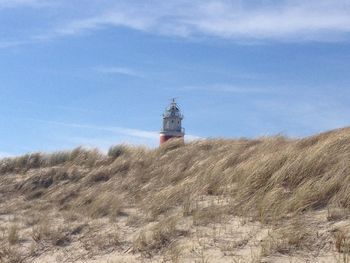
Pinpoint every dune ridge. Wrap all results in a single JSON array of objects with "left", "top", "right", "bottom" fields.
[{"left": 1, "top": 128, "right": 350, "bottom": 262}]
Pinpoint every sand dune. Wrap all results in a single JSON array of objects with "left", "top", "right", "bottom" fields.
[{"left": 1, "top": 128, "right": 350, "bottom": 262}]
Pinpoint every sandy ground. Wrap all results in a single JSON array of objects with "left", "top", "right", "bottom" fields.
[{"left": 24, "top": 202, "right": 349, "bottom": 263}]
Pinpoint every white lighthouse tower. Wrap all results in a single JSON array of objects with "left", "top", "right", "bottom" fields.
[{"left": 160, "top": 99, "right": 185, "bottom": 145}]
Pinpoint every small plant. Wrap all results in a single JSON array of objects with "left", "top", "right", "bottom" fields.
[
  {"left": 168, "top": 243, "right": 182, "bottom": 263},
  {"left": 126, "top": 214, "right": 143, "bottom": 227},
  {"left": 0, "top": 246, "right": 23, "bottom": 263},
  {"left": 327, "top": 206, "right": 349, "bottom": 221},
  {"left": 31, "top": 218, "right": 50, "bottom": 243},
  {"left": 108, "top": 145, "right": 129, "bottom": 159},
  {"left": 133, "top": 229, "right": 147, "bottom": 252},
  {"left": 158, "top": 138, "right": 184, "bottom": 154},
  {"left": 86, "top": 192, "right": 121, "bottom": 219},
  {"left": 7, "top": 225, "right": 19, "bottom": 245},
  {"left": 196, "top": 248, "right": 210, "bottom": 263},
  {"left": 192, "top": 206, "right": 224, "bottom": 226},
  {"left": 335, "top": 230, "right": 350, "bottom": 253},
  {"left": 260, "top": 231, "right": 282, "bottom": 257},
  {"left": 44, "top": 151, "right": 72, "bottom": 166},
  {"left": 334, "top": 230, "right": 350, "bottom": 263},
  {"left": 260, "top": 219, "right": 311, "bottom": 257},
  {"left": 182, "top": 195, "right": 194, "bottom": 216},
  {"left": 94, "top": 228, "right": 120, "bottom": 250},
  {"left": 29, "top": 242, "right": 38, "bottom": 257},
  {"left": 133, "top": 215, "right": 184, "bottom": 253}
]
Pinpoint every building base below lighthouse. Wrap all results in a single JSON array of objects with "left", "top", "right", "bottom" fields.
[
  {"left": 160, "top": 135, "right": 183, "bottom": 145},
  {"left": 159, "top": 131, "right": 185, "bottom": 145}
]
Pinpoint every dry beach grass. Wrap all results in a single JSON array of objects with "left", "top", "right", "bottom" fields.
[{"left": 1, "top": 128, "right": 350, "bottom": 262}]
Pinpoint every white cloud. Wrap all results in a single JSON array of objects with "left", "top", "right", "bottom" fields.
[
  {"left": 26, "top": 119, "right": 202, "bottom": 148},
  {"left": 2, "top": 0, "right": 350, "bottom": 46},
  {"left": 51, "top": 105, "right": 103, "bottom": 114},
  {"left": 185, "top": 134, "right": 202, "bottom": 142},
  {"left": 94, "top": 66, "right": 144, "bottom": 78},
  {"left": 31, "top": 120, "right": 159, "bottom": 140},
  {"left": 179, "top": 84, "right": 270, "bottom": 94},
  {"left": 48, "top": 0, "right": 350, "bottom": 42},
  {"left": 0, "top": 0, "right": 52, "bottom": 9},
  {"left": 0, "top": 151, "right": 13, "bottom": 158},
  {"left": 0, "top": 40, "right": 30, "bottom": 49},
  {"left": 180, "top": 0, "right": 350, "bottom": 41},
  {"left": 56, "top": 11, "right": 151, "bottom": 36}
]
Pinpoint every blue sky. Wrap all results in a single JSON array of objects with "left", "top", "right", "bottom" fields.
[{"left": 1, "top": 0, "right": 350, "bottom": 156}]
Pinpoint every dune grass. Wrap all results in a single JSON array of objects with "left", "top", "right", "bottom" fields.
[{"left": 1, "top": 127, "right": 350, "bottom": 261}]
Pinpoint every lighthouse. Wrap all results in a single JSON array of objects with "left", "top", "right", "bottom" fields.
[{"left": 160, "top": 99, "right": 185, "bottom": 145}]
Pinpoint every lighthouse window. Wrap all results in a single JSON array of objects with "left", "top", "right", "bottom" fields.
[{"left": 172, "top": 120, "right": 174, "bottom": 123}]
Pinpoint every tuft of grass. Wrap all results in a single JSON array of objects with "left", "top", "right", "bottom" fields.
[
  {"left": 157, "top": 138, "right": 185, "bottom": 154},
  {"left": 133, "top": 215, "right": 186, "bottom": 253},
  {"left": 108, "top": 145, "right": 130, "bottom": 159},
  {"left": 31, "top": 217, "right": 71, "bottom": 247},
  {"left": 0, "top": 246, "right": 23, "bottom": 263},
  {"left": 7, "top": 225, "right": 19, "bottom": 245},
  {"left": 81, "top": 192, "right": 121, "bottom": 219},
  {"left": 168, "top": 243, "right": 182, "bottom": 263},
  {"left": 335, "top": 230, "right": 350, "bottom": 254},
  {"left": 192, "top": 205, "right": 225, "bottom": 226},
  {"left": 261, "top": 218, "right": 312, "bottom": 257},
  {"left": 327, "top": 206, "right": 349, "bottom": 221}
]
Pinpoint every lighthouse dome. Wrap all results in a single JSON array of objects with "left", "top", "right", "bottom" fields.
[{"left": 163, "top": 100, "right": 183, "bottom": 119}]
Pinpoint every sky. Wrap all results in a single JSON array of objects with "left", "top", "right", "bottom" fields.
[{"left": 1, "top": 0, "right": 350, "bottom": 156}]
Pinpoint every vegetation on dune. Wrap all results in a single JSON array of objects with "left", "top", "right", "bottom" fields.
[{"left": 1, "top": 128, "right": 350, "bottom": 261}]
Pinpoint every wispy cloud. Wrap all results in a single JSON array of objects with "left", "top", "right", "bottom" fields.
[
  {"left": 51, "top": 105, "right": 103, "bottom": 114},
  {"left": 0, "top": 151, "right": 13, "bottom": 158},
  {"left": 94, "top": 66, "right": 144, "bottom": 78},
  {"left": 185, "top": 134, "right": 202, "bottom": 142},
  {"left": 0, "top": 40, "right": 31, "bottom": 49},
  {"left": 2, "top": 0, "right": 350, "bottom": 48},
  {"left": 31, "top": 119, "right": 159, "bottom": 140},
  {"left": 54, "top": 10, "right": 151, "bottom": 37},
  {"left": 179, "top": 84, "right": 270, "bottom": 94},
  {"left": 0, "top": 0, "right": 53, "bottom": 9},
  {"left": 42, "top": 0, "right": 350, "bottom": 43},
  {"left": 25, "top": 119, "right": 202, "bottom": 148}
]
